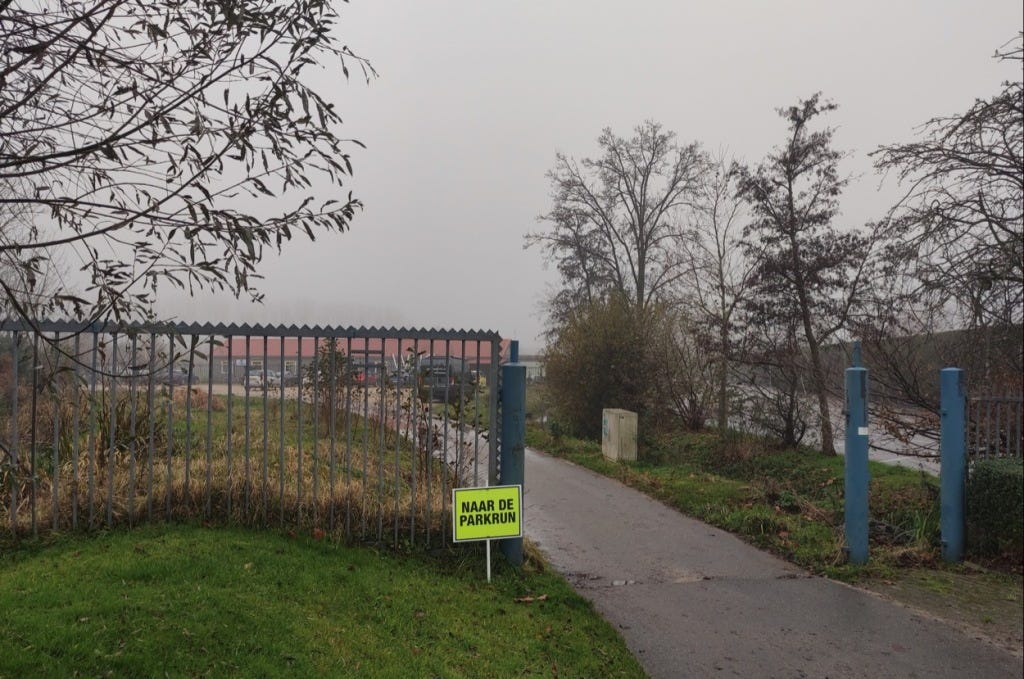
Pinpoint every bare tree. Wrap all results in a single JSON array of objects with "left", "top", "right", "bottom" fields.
[
  {"left": 0, "top": 0, "right": 374, "bottom": 328},
  {"left": 734, "top": 94, "right": 874, "bottom": 455},
  {"left": 677, "top": 153, "right": 760, "bottom": 430},
  {"left": 528, "top": 121, "right": 707, "bottom": 316},
  {"left": 872, "top": 35, "right": 1022, "bottom": 333},
  {"left": 853, "top": 36, "right": 1023, "bottom": 451}
]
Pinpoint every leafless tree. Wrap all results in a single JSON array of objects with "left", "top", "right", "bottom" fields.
[
  {"left": 677, "top": 153, "right": 761, "bottom": 430},
  {"left": 872, "top": 35, "right": 1022, "bottom": 334},
  {"left": 852, "top": 36, "right": 1023, "bottom": 452},
  {"left": 528, "top": 121, "right": 707, "bottom": 318}
]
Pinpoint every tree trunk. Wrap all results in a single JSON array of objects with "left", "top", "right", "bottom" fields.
[
  {"left": 790, "top": 237, "right": 836, "bottom": 455},
  {"left": 803, "top": 328, "right": 835, "bottom": 455},
  {"left": 717, "top": 322, "right": 729, "bottom": 432}
]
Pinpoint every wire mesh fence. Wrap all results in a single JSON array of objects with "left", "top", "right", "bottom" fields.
[{"left": 0, "top": 320, "right": 504, "bottom": 546}]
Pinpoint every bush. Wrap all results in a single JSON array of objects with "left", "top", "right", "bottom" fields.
[
  {"left": 966, "top": 457, "right": 1024, "bottom": 559},
  {"left": 544, "top": 296, "right": 688, "bottom": 441}
]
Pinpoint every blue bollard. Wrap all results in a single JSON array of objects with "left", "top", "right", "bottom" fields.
[
  {"left": 940, "top": 368, "right": 966, "bottom": 563},
  {"left": 844, "top": 366, "right": 869, "bottom": 565},
  {"left": 499, "top": 342, "right": 526, "bottom": 567}
]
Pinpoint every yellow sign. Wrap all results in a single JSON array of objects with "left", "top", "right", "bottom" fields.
[{"left": 452, "top": 485, "right": 523, "bottom": 542}]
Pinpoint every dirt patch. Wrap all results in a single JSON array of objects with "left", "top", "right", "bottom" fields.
[{"left": 862, "top": 567, "right": 1023, "bottom": 657}]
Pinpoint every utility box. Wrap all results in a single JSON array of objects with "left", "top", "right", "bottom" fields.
[{"left": 602, "top": 409, "right": 637, "bottom": 461}]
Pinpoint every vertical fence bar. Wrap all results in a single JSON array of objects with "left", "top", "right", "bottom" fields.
[
  {"left": 844, "top": 366, "right": 869, "bottom": 565},
  {"left": 87, "top": 332, "right": 98, "bottom": 528},
  {"left": 499, "top": 342, "right": 525, "bottom": 567},
  {"left": 394, "top": 340, "right": 402, "bottom": 547},
  {"left": 279, "top": 338, "right": 286, "bottom": 527},
  {"left": 297, "top": 338, "right": 304, "bottom": 524},
  {"left": 342, "top": 336, "right": 350, "bottom": 536},
  {"left": 411, "top": 340, "right": 420, "bottom": 544},
  {"left": 128, "top": 334, "right": 138, "bottom": 526},
  {"left": 30, "top": 333, "right": 39, "bottom": 536},
  {"left": 244, "top": 335, "right": 252, "bottom": 517},
  {"left": 312, "top": 336, "right": 320, "bottom": 524},
  {"left": 226, "top": 337, "right": 234, "bottom": 520},
  {"left": 456, "top": 339, "right": 466, "bottom": 485},
  {"left": 165, "top": 335, "right": 174, "bottom": 520},
  {"left": 72, "top": 334, "right": 82, "bottom": 529},
  {"left": 329, "top": 337, "right": 337, "bottom": 532},
  {"left": 184, "top": 337, "right": 196, "bottom": 514},
  {"left": 488, "top": 339, "right": 501, "bottom": 486},
  {"left": 377, "top": 349, "right": 385, "bottom": 542},
  {"left": 473, "top": 342, "right": 482, "bottom": 486},
  {"left": 51, "top": 333, "right": 61, "bottom": 531},
  {"left": 425, "top": 349, "right": 435, "bottom": 546},
  {"left": 146, "top": 334, "right": 155, "bottom": 521},
  {"left": 364, "top": 346, "right": 372, "bottom": 540},
  {"left": 106, "top": 333, "right": 117, "bottom": 528},
  {"left": 940, "top": 367, "right": 966, "bottom": 563},
  {"left": 9, "top": 332, "right": 18, "bottom": 535},
  {"left": 205, "top": 335, "right": 214, "bottom": 519},
  {"left": 261, "top": 336, "right": 269, "bottom": 526}
]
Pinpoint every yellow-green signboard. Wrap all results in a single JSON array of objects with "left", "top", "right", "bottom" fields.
[{"left": 452, "top": 485, "right": 523, "bottom": 543}]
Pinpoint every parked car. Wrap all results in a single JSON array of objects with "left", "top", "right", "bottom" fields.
[
  {"left": 282, "top": 370, "right": 300, "bottom": 387},
  {"left": 161, "top": 369, "right": 195, "bottom": 387},
  {"left": 264, "top": 371, "right": 282, "bottom": 389},
  {"left": 243, "top": 370, "right": 264, "bottom": 390},
  {"left": 417, "top": 356, "right": 473, "bottom": 403}
]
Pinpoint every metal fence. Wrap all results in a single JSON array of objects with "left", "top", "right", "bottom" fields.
[
  {"left": 967, "top": 394, "right": 1023, "bottom": 461},
  {"left": 0, "top": 319, "right": 504, "bottom": 545}
]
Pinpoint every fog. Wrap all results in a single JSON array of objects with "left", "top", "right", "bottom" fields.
[{"left": 153, "top": 0, "right": 1023, "bottom": 353}]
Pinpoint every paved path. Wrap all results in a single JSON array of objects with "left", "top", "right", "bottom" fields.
[{"left": 524, "top": 448, "right": 1021, "bottom": 679}]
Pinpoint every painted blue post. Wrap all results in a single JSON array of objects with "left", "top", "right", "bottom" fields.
[
  {"left": 844, "top": 366, "right": 869, "bottom": 565},
  {"left": 940, "top": 368, "right": 966, "bottom": 563},
  {"left": 499, "top": 341, "right": 525, "bottom": 567},
  {"left": 851, "top": 340, "right": 862, "bottom": 368}
]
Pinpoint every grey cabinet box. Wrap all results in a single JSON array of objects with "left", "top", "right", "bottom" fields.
[{"left": 602, "top": 409, "right": 637, "bottom": 461}]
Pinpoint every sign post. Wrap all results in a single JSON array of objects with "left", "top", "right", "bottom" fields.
[{"left": 452, "top": 484, "right": 523, "bottom": 582}]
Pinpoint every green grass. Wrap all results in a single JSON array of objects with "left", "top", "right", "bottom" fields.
[
  {"left": 0, "top": 525, "right": 645, "bottom": 678},
  {"left": 525, "top": 425, "right": 946, "bottom": 580}
]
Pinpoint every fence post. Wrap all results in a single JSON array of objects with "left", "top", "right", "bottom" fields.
[
  {"left": 499, "top": 341, "right": 525, "bottom": 567},
  {"left": 844, "top": 365, "right": 869, "bottom": 565},
  {"left": 940, "top": 368, "right": 966, "bottom": 563}
]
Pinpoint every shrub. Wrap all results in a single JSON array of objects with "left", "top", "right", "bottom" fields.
[
  {"left": 545, "top": 296, "right": 689, "bottom": 441},
  {"left": 966, "top": 457, "right": 1024, "bottom": 559}
]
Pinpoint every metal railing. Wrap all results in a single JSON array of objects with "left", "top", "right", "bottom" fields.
[
  {"left": 967, "top": 394, "right": 1023, "bottom": 461},
  {"left": 0, "top": 320, "right": 503, "bottom": 545}
]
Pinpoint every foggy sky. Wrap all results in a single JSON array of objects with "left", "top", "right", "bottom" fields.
[{"left": 154, "top": 0, "right": 1024, "bottom": 353}]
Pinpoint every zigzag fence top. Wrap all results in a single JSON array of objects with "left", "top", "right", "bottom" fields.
[{"left": 0, "top": 319, "right": 502, "bottom": 342}]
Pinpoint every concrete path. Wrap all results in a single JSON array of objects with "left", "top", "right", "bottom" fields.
[{"left": 524, "top": 448, "right": 1022, "bottom": 679}]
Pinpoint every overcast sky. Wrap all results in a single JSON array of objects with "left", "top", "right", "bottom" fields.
[{"left": 155, "top": 0, "right": 1023, "bottom": 353}]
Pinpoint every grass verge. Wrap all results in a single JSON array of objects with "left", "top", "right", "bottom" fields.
[{"left": 0, "top": 524, "right": 645, "bottom": 678}]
